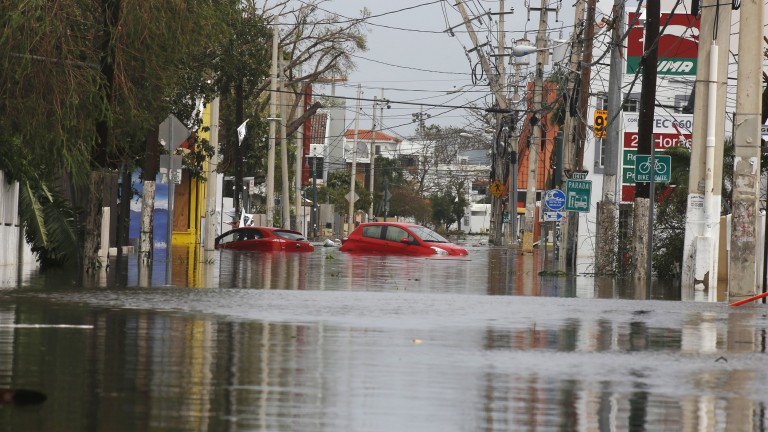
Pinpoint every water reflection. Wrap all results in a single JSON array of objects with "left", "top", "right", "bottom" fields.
[
  {"left": 0, "top": 285, "right": 766, "bottom": 431},
  {"left": 2, "top": 245, "right": 767, "bottom": 430}
]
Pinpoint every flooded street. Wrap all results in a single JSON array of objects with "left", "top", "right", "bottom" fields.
[{"left": 1, "top": 243, "right": 767, "bottom": 431}]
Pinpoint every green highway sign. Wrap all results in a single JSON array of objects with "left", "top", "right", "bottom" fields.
[
  {"left": 565, "top": 179, "right": 592, "bottom": 213},
  {"left": 634, "top": 155, "right": 671, "bottom": 182}
]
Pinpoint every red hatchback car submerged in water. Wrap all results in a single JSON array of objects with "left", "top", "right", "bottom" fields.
[
  {"left": 339, "top": 222, "right": 468, "bottom": 256},
  {"left": 215, "top": 227, "right": 315, "bottom": 252}
]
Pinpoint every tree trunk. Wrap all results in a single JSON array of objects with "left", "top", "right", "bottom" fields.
[
  {"left": 138, "top": 127, "right": 160, "bottom": 267},
  {"left": 82, "top": 171, "right": 107, "bottom": 273}
]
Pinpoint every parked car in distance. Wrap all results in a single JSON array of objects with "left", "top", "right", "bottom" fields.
[
  {"left": 215, "top": 227, "right": 314, "bottom": 252},
  {"left": 339, "top": 222, "right": 468, "bottom": 256}
]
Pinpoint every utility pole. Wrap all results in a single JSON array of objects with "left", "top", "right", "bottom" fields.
[
  {"left": 681, "top": 0, "right": 731, "bottom": 297},
  {"left": 369, "top": 96, "right": 378, "bottom": 220},
  {"left": 280, "top": 55, "right": 290, "bottom": 229},
  {"left": 294, "top": 75, "right": 304, "bottom": 234},
  {"left": 506, "top": 61, "right": 523, "bottom": 248},
  {"left": 521, "top": 0, "right": 549, "bottom": 254},
  {"left": 347, "top": 84, "right": 361, "bottom": 236},
  {"left": 595, "top": 0, "right": 623, "bottom": 275},
  {"left": 453, "top": 1, "right": 508, "bottom": 112},
  {"left": 558, "top": 0, "right": 585, "bottom": 270},
  {"left": 492, "top": 0, "right": 507, "bottom": 246},
  {"left": 632, "top": 0, "right": 660, "bottom": 280},
  {"left": 729, "top": 0, "right": 763, "bottom": 297},
  {"left": 204, "top": 96, "right": 220, "bottom": 251},
  {"left": 266, "top": 18, "right": 279, "bottom": 227}
]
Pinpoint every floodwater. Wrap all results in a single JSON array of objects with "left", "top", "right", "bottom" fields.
[{"left": 1, "top": 242, "right": 767, "bottom": 431}]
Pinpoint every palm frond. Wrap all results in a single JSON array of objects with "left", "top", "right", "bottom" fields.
[{"left": 18, "top": 181, "right": 48, "bottom": 250}]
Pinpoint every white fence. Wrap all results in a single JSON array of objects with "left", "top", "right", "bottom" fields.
[{"left": 0, "top": 171, "right": 35, "bottom": 278}]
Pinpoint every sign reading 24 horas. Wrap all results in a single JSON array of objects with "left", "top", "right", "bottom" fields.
[{"left": 627, "top": 12, "right": 700, "bottom": 76}]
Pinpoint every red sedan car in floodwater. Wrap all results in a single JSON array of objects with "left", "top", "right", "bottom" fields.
[
  {"left": 339, "top": 222, "right": 468, "bottom": 256},
  {"left": 215, "top": 227, "right": 314, "bottom": 252}
]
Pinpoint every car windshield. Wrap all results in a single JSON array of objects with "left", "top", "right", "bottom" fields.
[
  {"left": 274, "top": 230, "right": 306, "bottom": 241},
  {"left": 409, "top": 226, "right": 448, "bottom": 243}
]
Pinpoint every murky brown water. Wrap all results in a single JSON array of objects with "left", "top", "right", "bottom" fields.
[{"left": 1, "top": 244, "right": 766, "bottom": 431}]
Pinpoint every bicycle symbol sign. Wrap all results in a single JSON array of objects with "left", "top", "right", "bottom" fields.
[{"left": 634, "top": 155, "right": 671, "bottom": 182}]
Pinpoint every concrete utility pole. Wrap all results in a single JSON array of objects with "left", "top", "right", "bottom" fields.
[
  {"left": 521, "top": 0, "right": 549, "bottom": 254},
  {"left": 266, "top": 18, "right": 279, "bottom": 227},
  {"left": 558, "top": 0, "right": 585, "bottom": 270},
  {"left": 204, "top": 96, "right": 220, "bottom": 251},
  {"left": 347, "top": 84, "right": 361, "bottom": 236},
  {"left": 729, "top": 0, "right": 763, "bottom": 297},
  {"left": 680, "top": 0, "right": 731, "bottom": 296},
  {"left": 632, "top": 0, "right": 660, "bottom": 280},
  {"left": 368, "top": 96, "right": 378, "bottom": 220},
  {"left": 280, "top": 57, "right": 290, "bottom": 229},
  {"left": 595, "top": 0, "right": 623, "bottom": 275}
]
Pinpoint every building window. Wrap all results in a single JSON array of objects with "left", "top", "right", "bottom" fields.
[
  {"left": 596, "top": 94, "right": 609, "bottom": 110},
  {"left": 375, "top": 144, "right": 381, "bottom": 155},
  {"left": 623, "top": 93, "right": 640, "bottom": 112},
  {"left": 674, "top": 94, "right": 690, "bottom": 113}
]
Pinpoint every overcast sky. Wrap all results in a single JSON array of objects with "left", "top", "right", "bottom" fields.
[{"left": 312, "top": 0, "right": 596, "bottom": 139}]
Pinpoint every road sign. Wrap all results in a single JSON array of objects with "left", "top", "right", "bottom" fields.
[
  {"left": 159, "top": 114, "right": 190, "bottom": 152},
  {"left": 489, "top": 179, "right": 504, "bottom": 198},
  {"left": 634, "top": 155, "right": 671, "bottom": 182},
  {"left": 543, "top": 211, "right": 566, "bottom": 222},
  {"left": 593, "top": 109, "right": 607, "bottom": 138},
  {"left": 565, "top": 179, "right": 592, "bottom": 213},
  {"left": 543, "top": 189, "right": 566, "bottom": 211},
  {"left": 345, "top": 191, "right": 359, "bottom": 203}
]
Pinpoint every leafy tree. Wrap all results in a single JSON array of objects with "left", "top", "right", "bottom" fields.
[{"left": 316, "top": 170, "right": 371, "bottom": 214}]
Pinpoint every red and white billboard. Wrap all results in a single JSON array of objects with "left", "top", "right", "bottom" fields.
[{"left": 626, "top": 12, "right": 701, "bottom": 76}]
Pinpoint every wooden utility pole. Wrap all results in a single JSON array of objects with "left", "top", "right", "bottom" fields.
[
  {"left": 632, "top": 0, "right": 660, "bottom": 280},
  {"left": 521, "top": 0, "right": 549, "bottom": 254},
  {"left": 558, "top": 0, "right": 585, "bottom": 270},
  {"left": 368, "top": 96, "right": 378, "bottom": 220},
  {"left": 729, "top": 0, "right": 763, "bottom": 297},
  {"left": 680, "top": 0, "right": 731, "bottom": 296},
  {"left": 294, "top": 78, "right": 304, "bottom": 233},
  {"left": 454, "top": 0, "right": 510, "bottom": 245}
]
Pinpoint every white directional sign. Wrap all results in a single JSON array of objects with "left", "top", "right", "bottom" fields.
[{"left": 542, "top": 211, "right": 566, "bottom": 222}]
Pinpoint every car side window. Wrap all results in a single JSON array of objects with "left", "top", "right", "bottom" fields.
[
  {"left": 243, "top": 229, "right": 261, "bottom": 240},
  {"left": 217, "top": 232, "right": 237, "bottom": 245},
  {"left": 384, "top": 227, "right": 413, "bottom": 243},
  {"left": 362, "top": 226, "right": 383, "bottom": 239}
]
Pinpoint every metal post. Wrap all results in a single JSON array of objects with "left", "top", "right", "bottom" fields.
[{"left": 347, "top": 84, "right": 361, "bottom": 236}]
